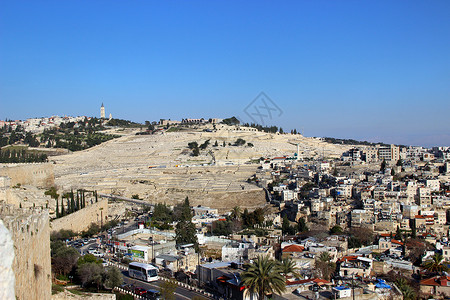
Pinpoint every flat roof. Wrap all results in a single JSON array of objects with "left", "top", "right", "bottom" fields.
[
  {"left": 130, "top": 245, "right": 148, "bottom": 251},
  {"left": 200, "top": 261, "right": 233, "bottom": 269},
  {"left": 129, "top": 262, "right": 158, "bottom": 270}
]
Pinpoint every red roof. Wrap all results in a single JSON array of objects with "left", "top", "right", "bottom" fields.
[
  {"left": 312, "top": 278, "right": 331, "bottom": 285},
  {"left": 421, "top": 233, "right": 437, "bottom": 238},
  {"left": 420, "top": 276, "right": 450, "bottom": 287},
  {"left": 338, "top": 255, "right": 359, "bottom": 263},
  {"left": 391, "top": 239, "right": 404, "bottom": 246},
  {"left": 287, "top": 278, "right": 331, "bottom": 286},
  {"left": 282, "top": 244, "right": 305, "bottom": 253}
]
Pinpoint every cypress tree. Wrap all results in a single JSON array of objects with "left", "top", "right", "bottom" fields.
[
  {"left": 70, "top": 189, "right": 75, "bottom": 213},
  {"left": 76, "top": 190, "right": 80, "bottom": 211},
  {"left": 61, "top": 198, "right": 65, "bottom": 216},
  {"left": 56, "top": 197, "right": 59, "bottom": 218}
]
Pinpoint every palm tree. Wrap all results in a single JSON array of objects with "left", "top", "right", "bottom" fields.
[
  {"left": 423, "top": 254, "right": 448, "bottom": 274},
  {"left": 278, "top": 258, "right": 302, "bottom": 280},
  {"left": 241, "top": 255, "right": 286, "bottom": 299},
  {"left": 315, "top": 252, "right": 335, "bottom": 281},
  {"left": 395, "top": 277, "right": 416, "bottom": 300},
  {"left": 230, "top": 206, "right": 241, "bottom": 220},
  {"left": 318, "top": 251, "right": 331, "bottom": 263}
]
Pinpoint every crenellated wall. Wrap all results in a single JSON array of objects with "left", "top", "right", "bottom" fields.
[{"left": 50, "top": 198, "right": 109, "bottom": 233}]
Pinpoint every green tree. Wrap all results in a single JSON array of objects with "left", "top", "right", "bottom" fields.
[
  {"left": 81, "top": 223, "right": 101, "bottom": 238},
  {"left": 423, "top": 254, "right": 448, "bottom": 274},
  {"left": 329, "top": 225, "right": 343, "bottom": 234},
  {"left": 199, "top": 139, "right": 210, "bottom": 150},
  {"left": 282, "top": 216, "right": 296, "bottom": 235},
  {"left": 60, "top": 197, "right": 65, "bottom": 217},
  {"left": 410, "top": 222, "right": 417, "bottom": 239},
  {"left": 394, "top": 225, "right": 402, "bottom": 240},
  {"left": 77, "top": 262, "right": 104, "bottom": 290},
  {"left": 234, "top": 138, "right": 246, "bottom": 146},
  {"left": 381, "top": 159, "right": 386, "bottom": 172},
  {"left": 70, "top": 190, "right": 75, "bottom": 213},
  {"left": 56, "top": 197, "right": 60, "bottom": 218},
  {"left": 230, "top": 206, "right": 241, "bottom": 221},
  {"left": 77, "top": 254, "right": 103, "bottom": 266},
  {"left": 241, "top": 255, "right": 286, "bottom": 300},
  {"left": 279, "top": 258, "right": 301, "bottom": 280},
  {"left": 395, "top": 277, "right": 416, "bottom": 300},
  {"left": 160, "top": 279, "right": 177, "bottom": 300},
  {"left": 104, "top": 266, "right": 123, "bottom": 289},
  {"left": 315, "top": 252, "right": 336, "bottom": 280},
  {"left": 51, "top": 242, "right": 80, "bottom": 276},
  {"left": 45, "top": 187, "right": 59, "bottom": 200},
  {"left": 175, "top": 197, "right": 198, "bottom": 249},
  {"left": 297, "top": 218, "right": 309, "bottom": 233},
  {"left": 222, "top": 116, "right": 240, "bottom": 126}
]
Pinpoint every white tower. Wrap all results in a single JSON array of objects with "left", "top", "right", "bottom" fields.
[{"left": 100, "top": 103, "right": 105, "bottom": 119}]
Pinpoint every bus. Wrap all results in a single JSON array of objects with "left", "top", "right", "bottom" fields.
[{"left": 128, "top": 262, "right": 159, "bottom": 282}]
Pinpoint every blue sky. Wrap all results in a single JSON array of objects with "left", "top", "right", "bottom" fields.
[{"left": 1, "top": 1, "right": 449, "bottom": 147}]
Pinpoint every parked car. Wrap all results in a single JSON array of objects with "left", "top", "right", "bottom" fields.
[
  {"left": 135, "top": 287, "right": 147, "bottom": 296},
  {"left": 120, "top": 283, "right": 134, "bottom": 292},
  {"left": 145, "top": 289, "right": 161, "bottom": 300},
  {"left": 91, "top": 250, "right": 104, "bottom": 257}
]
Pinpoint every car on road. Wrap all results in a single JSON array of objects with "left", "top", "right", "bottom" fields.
[
  {"left": 91, "top": 250, "right": 104, "bottom": 257},
  {"left": 145, "top": 289, "right": 161, "bottom": 300},
  {"left": 120, "top": 283, "right": 134, "bottom": 292},
  {"left": 134, "top": 287, "right": 147, "bottom": 296}
]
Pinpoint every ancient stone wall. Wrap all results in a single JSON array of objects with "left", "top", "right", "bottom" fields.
[
  {"left": 51, "top": 198, "right": 109, "bottom": 233},
  {"left": 0, "top": 204, "right": 52, "bottom": 300},
  {"left": 0, "top": 163, "right": 54, "bottom": 188}
]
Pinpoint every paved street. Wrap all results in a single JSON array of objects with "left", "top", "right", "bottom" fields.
[{"left": 122, "top": 271, "right": 211, "bottom": 300}]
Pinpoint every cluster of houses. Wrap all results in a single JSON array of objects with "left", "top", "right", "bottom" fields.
[
  {"left": 0, "top": 116, "right": 93, "bottom": 134},
  {"left": 75, "top": 138, "right": 447, "bottom": 299},
  {"left": 103, "top": 141, "right": 450, "bottom": 298}
]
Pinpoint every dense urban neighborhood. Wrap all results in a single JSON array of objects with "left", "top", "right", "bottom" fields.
[{"left": 1, "top": 113, "right": 450, "bottom": 300}]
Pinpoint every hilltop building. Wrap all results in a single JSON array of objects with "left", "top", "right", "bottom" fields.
[{"left": 100, "top": 103, "right": 105, "bottom": 119}]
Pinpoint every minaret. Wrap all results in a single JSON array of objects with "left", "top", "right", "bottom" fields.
[{"left": 100, "top": 103, "right": 105, "bottom": 119}]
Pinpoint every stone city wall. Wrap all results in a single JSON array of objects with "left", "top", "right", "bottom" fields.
[
  {"left": 0, "top": 204, "right": 52, "bottom": 300},
  {"left": 0, "top": 163, "right": 54, "bottom": 188},
  {"left": 51, "top": 198, "right": 109, "bottom": 233}
]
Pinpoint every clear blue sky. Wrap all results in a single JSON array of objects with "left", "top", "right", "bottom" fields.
[{"left": 1, "top": 1, "right": 449, "bottom": 147}]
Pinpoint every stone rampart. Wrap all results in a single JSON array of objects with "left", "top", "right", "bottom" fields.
[
  {"left": 51, "top": 198, "right": 109, "bottom": 233},
  {"left": 0, "top": 204, "right": 52, "bottom": 300},
  {"left": 0, "top": 163, "right": 54, "bottom": 188}
]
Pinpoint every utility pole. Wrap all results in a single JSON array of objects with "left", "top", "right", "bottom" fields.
[{"left": 352, "top": 274, "right": 355, "bottom": 300}]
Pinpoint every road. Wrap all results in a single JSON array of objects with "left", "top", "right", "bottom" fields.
[
  {"left": 122, "top": 271, "right": 211, "bottom": 300},
  {"left": 99, "top": 193, "right": 153, "bottom": 206}
]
